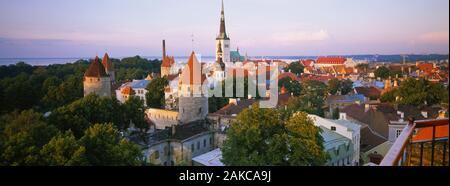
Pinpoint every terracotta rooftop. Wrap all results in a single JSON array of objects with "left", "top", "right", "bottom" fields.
[
  {"left": 180, "top": 52, "right": 207, "bottom": 86},
  {"left": 121, "top": 86, "right": 135, "bottom": 95},
  {"left": 300, "top": 59, "right": 315, "bottom": 67},
  {"left": 84, "top": 56, "right": 108, "bottom": 78},
  {"left": 161, "top": 56, "right": 175, "bottom": 68},
  {"left": 316, "top": 57, "right": 347, "bottom": 65},
  {"left": 102, "top": 53, "right": 113, "bottom": 72}
]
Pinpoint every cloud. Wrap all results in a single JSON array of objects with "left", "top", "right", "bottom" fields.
[
  {"left": 272, "top": 29, "right": 330, "bottom": 43},
  {"left": 418, "top": 31, "right": 449, "bottom": 44}
]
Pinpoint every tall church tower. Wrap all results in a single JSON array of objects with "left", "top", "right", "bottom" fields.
[{"left": 216, "top": 0, "right": 230, "bottom": 63}]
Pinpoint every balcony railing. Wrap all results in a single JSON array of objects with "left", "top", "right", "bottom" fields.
[{"left": 380, "top": 118, "right": 449, "bottom": 166}]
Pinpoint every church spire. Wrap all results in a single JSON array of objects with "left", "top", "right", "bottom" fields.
[{"left": 218, "top": 0, "right": 229, "bottom": 40}]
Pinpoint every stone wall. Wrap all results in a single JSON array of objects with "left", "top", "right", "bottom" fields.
[
  {"left": 179, "top": 96, "right": 208, "bottom": 124},
  {"left": 84, "top": 76, "right": 111, "bottom": 97},
  {"left": 146, "top": 108, "right": 179, "bottom": 129}
]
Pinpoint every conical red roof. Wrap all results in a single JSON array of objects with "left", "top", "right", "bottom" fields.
[
  {"left": 102, "top": 53, "right": 113, "bottom": 71},
  {"left": 85, "top": 56, "right": 108, "bottom": 77},
  {"left": 181, "top": 52, "right": 206, "bottom": 85}
]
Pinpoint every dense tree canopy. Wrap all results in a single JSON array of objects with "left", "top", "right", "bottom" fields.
[
  {"left": 0, "top": 58, "right": 162, "bottom": 166},
  {"left": 221, "top": 104, "right": 328, "bottom": 166},
  {"left": 381, "top": 78, "right": 448, "bottom": 107},
  {"left": 374, "top": 66, "right": 393, "bottom": 80},
  {"left": 279, "top": 77, "right": 302, "bottom": 96},
  {"left": 0, "top": 110, "right": 58, "bottom": 165},
  {"left": 327, "top": 78, "right": 353, "bottom": 95},
  {"left": 145, "top": 77, "right": 169, "bottom": 108},
  {"left": 284, "top": 80, "right": 327, "bottom": 117},
  {"left": 284, "top": 62, "right": 304, "bottom": 75},
  {"left": 0, "top": 110, "right": 144, "bottom": 166}
]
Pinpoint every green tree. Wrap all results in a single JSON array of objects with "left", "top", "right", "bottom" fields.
[
  {"left": 284, "top": 62, "right": 304, "bottom": 75},
  {"left": 221, "top": 104, "right": 327, "bottom": 166},
  {"left": 327, "top": 78, "right": 341, "bottom": 95},
  {"left": 40, "top": 131, "right": 89, "bottom": 166},
  {"left": 284, "top": 112, "right": 328, "bottom": 165},
  {"left": 374, "top": 66, "right": 391, "bottom": 79},
  {"left": 145, "top": 77, "right": 168, "bottom": 108},
  {"left": 79, "top": 123, "right": 143, "bottom": 166},
  {"left": 285, "top": 80, "right": 327, "bottom": 117},
  {"left": 279, "top": 77, "right": 302, "bottom": 96},
  {"left": 395, "top": 78, "right": 447, "bottom": 106},
  {"left": 41, "top": 75, "right": 83, "bottom": 110},
  {"left": 0, "top": 110, "right": 57, "bottom": 165},
  {"left": 123, "top": 96, "right": 148, "bottom": 132},
  {"left": 48, "top": 94, "right": 125, "bottom": 137}
]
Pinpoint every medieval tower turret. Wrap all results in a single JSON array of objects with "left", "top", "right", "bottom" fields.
[
  {"left": 102, "top": 53, "right": 115, "bottom": 84},
  {"left": 216, "top": 0, "right": 230, "bottom": 63},
  {"left": 84, "top": 56, "right": 111, "bottom": 97},
  {"left": 178, "top": 52, "right": 208, "bottom": 124}
]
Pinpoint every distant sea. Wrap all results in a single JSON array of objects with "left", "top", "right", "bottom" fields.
[
  {"left": 0, "top": 56, "right": 308, "bottom": 66},
  {"left": 1, "top": 54, "right": 448, "bottom": 66}
]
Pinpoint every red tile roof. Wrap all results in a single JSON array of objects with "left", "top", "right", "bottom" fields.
[
  {"left": 102, "top": 53, "right": 113, "bottom": 71},
  {"left": 121, "top": 86, "right": 135, "bottom": 95},
  {"left": 300, "top": 59, "right": 315, "bottom": 67},
  {"left": 180, "top": 52, "right": 207, "bottom": 85},
  {"left": 161, "top": 56, "right": 175, "bottom": 68},
  {"left": 84, "top": 56, "right": 108, "bottom": 77},
  {"left": 417, "top": 63, "right": 434, "bottom": 74},
  {"left": 278, "top": 72, "right": 300, "bottom": 81},
  {"left": 316, "top": 57, "right": 347, "bottom": 65}
]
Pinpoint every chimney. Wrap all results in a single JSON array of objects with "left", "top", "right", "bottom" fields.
[{"left": 162, "top": 40, "right": 166, "bottom": 59}]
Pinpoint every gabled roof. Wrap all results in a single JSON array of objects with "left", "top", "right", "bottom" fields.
[{"left": 84, "top": 56, "right": 108, "bottom": 78}]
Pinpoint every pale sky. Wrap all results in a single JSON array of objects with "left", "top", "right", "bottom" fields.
[{"left": 0, "top": 0, "right": 448, "bottom": 58}]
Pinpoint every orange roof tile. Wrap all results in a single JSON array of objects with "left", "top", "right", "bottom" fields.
[
  {"left": 180, "top": 52, "right": 207, "bottom": 85},
  {"left": 102, "top": 53, "right": 113, "bottom": 71},
  {"left": 85, "top": 56, "right": 108, "bottom": 78},
  {"left": 316, "top": 57, "right": 347, "bottom": 65},
  {"left": 121, "top": 86, "right": 135, "bottom": 95}
]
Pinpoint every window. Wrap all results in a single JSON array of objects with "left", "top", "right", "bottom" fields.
[
  {"left": 203, "top": 139, "right": 207, "bottom": 147},
  {"left": 197, "top": 141, "right": 200, "bottom": 150},
  {"left": 191, "top": 144, "right": 195, "bottom": 152},
  {"left": 396, "top": 129, "right": 402, "bottom": 138},
  {"left": 331, "top": 126, "right": 337, "bottom": 131},
  {"left": 209, "top": 137, "right": 213, "bottom": 145}
]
